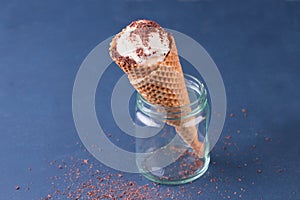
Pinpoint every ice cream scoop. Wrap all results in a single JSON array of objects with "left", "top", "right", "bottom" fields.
[{"left": 115, "top": 19, "right": 170, "bottom": 66}]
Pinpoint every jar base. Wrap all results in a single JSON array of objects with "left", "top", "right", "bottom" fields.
[{"left": 138, "top": 154, "right": 210, "bottom": 185}]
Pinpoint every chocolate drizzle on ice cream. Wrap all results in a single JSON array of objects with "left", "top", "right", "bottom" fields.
[
  {"left": 130, "top": 20, "right": 166, "bottom": 47},
  {"left": 110, "top": 19, "right": 170, "bottom": 66}
]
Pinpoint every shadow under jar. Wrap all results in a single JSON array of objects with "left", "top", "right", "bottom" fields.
[{"left": 135, "top": 74, "right": 210, "bottom": 185}]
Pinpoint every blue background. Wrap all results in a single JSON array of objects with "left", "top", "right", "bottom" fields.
[{"left": 0, "top": 0, "right": 299, "bottom": 199}]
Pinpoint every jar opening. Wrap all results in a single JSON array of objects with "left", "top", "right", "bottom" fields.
[{"left": 136, "top": 74, "right": 207, "bottom": 120}]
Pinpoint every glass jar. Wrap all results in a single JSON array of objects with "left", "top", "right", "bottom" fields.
[{"left": 135, "top": 74, "right": 210, "bottom": 185}]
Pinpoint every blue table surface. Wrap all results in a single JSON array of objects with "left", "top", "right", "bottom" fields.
[{"left": 1, "top": 0, "right": 299, "bottom": 199}]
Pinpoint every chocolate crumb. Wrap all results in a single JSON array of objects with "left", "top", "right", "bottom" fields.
[
  {"left": 129, "top": 20, "right": 160, "bottom": 29},
  {"left": 241, "top": 108, "right": 248, "bottom": 117},
  {"left": 225, "top": 136, "right": 232, "bottom": 140},
  {"left": 117, "top": 174, "right": 123, "bottom": 179},
  {"left": 136, "top": 48, "right": 144, "bottom": 57}
]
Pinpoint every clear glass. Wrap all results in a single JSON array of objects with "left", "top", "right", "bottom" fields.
[{"left": 135, "top": 74, "right": 210, "bottom": 185}]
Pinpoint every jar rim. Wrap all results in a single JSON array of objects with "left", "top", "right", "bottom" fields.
[{"left": 136, "top": 74, "right": 207, "bottom": 119}]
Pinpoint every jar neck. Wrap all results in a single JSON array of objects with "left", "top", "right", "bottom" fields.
[{"left": 136, "top": 74, "right": 207, "bottom": 120}]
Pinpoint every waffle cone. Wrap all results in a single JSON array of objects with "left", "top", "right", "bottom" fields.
[{"left": 110, "top": 33, "right": 204, "bottom": 157}]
